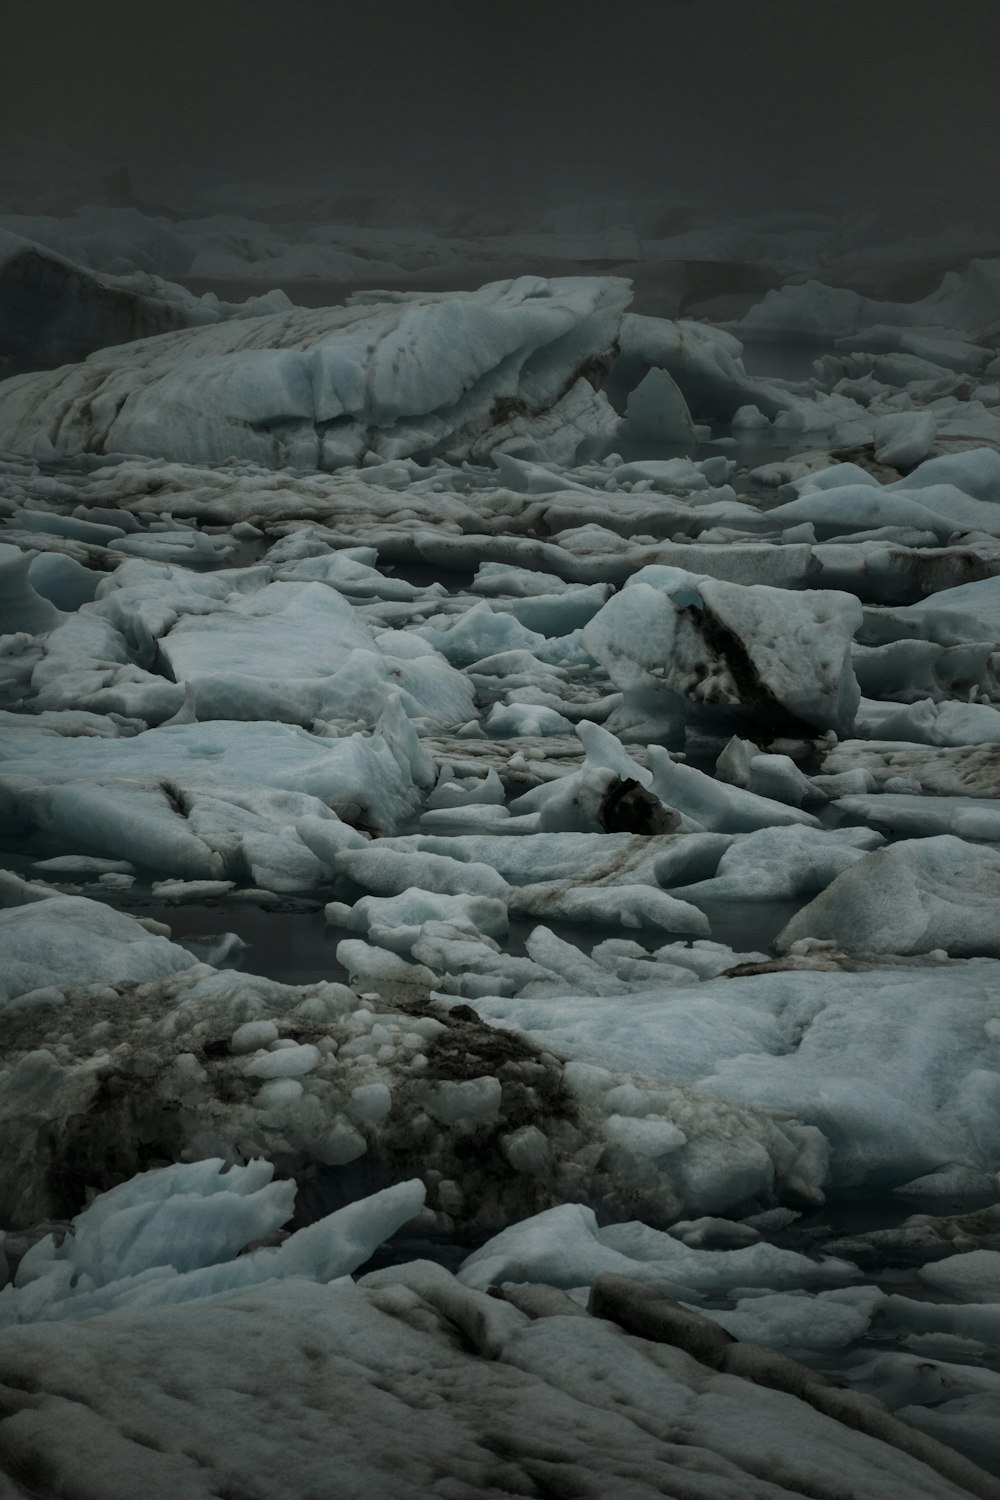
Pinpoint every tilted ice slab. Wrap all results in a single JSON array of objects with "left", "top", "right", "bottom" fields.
[
  {"left": 0, "top": 275, "right": 631, "bottom": 468},
  {"left": 582, "top": 564, "right": 862, "bottom": 740},
  {"left": 1, "top": 1158, "right": 425, "bottom": 1323},
  {"left": 646, "top": 752, "right": 823, "bottom": 832},
  {"left": 768, "top": 482, "right": 1000, "bottom": 545},
  {"left": 0, "top": 701, "right": 433, "bottom": 887},
  {"left": 666, "top": 824, "right": 883, "bottom": 903},
  {"left": 491, "top": 719, "right": 681, "bottom": 837},
  {"left": 778, "top": 835, "right": 1000, "bottom": 957},
  {"left": 0, "top": 872, "right": 198, "bottom": 1002},
  {"left": 0, "top": 227, "right": 291, "bottom": 372},
  {"left": 864, "top": 575, "right": 1000, "bottom": 649}
]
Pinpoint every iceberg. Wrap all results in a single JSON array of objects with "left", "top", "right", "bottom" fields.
[{"left": 0, "top": 275, "right": 631, "bottom": 468}]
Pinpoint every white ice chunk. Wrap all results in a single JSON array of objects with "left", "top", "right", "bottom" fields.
[
  {"left": 255, "top": 1078, "right": 305, "bottom": 1109},
  {"left": 327, "top": 888, "right": 509, "bottom": 956},
  {"left": 648, "top": 749, "right": 820, "bottom": 832},
  {"left": 716, "top": 736, "right": 822, "bottom": 808},
  {"left": 158, "top": 580, "right": 474, "bottom": 729},
  {"left": 704, "top": 1287, "right": 883, "bottom": 1351},
  {"left": 583, "top": 567, "right": 861, "bottom": 739}
]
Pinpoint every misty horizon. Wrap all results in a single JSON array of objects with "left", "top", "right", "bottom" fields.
[{"left": 3, "top": 0, "right": 1000, "bottom": 229}]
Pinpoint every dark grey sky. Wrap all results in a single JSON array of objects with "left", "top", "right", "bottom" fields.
[{"left": 4, "top": 0, "right": 999, "bottom": 215}]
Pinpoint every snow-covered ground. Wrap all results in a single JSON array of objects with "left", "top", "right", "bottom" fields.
[{"left": 2, "top": 199, "right": 1000, "bottom": 1497}]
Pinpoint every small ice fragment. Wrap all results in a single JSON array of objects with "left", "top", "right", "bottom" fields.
[
  {"left": 349, "top": 1083, "right": 392, "bottom": 1125},
  {"left": 500, "top": 1126, "right": 551, "bottom": 1174},
  {"left": 604, "top": 1114, "right": 687, "bottom": 1158},
  {"left": 230, "top": 1020, "right": 279, "bottom": 1055},
  {"left": 152, "top": 879, "right": 236, "bottom": 901},
  {"left": 255, "top": 1078, "right": 304, "bottom": 1109},
  {"left": 318, "top": 1118, "right": 367, "bottom": 1165},
  {"left": 424, "top": 1076, "right": 502, "bottom": 1125},
  {"left": 243, "top": 1043, "right": 320, "bottom": 1079}
]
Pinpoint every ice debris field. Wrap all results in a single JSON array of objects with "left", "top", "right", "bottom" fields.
[{"left": 3, "top": 203, "right": 1000, "bottom": 1498}]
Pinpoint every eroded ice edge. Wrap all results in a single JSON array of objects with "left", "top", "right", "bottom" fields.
[{"left": 2, "top": 223, "right": 1000, "bottom": 1496}]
